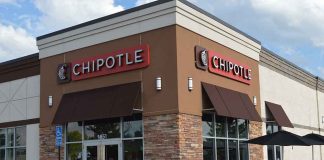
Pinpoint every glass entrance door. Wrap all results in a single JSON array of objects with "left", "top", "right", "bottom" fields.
[{"left": 83, "top": 140, "right": 121, "bottom": 160}]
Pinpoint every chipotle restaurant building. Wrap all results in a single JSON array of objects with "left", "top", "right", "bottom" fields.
[
  {"left": 28, "top": 0, "right": 324, "bottom": 160},
  {"left": 0, "top": 0, "right": 321, "bottom": 160},
  {"left": 36, "top": 0, "right": 263, "bottom": 160}
]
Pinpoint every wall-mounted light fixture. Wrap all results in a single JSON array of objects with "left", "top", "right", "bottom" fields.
[
  {"left": 253, "top": 96, "right": 257, "bottom": 106},
  {"left": 156, "top": 77, "right": 162, "bottom": 91},
  {"left": 322, "top": 116, "right": 324, "bottom": 124},
  {"left": 48, "top": 96, "right": 53, "bottom": 107},
  {"left": 188, "top": 77, "right": 193, "bottom": 91}
]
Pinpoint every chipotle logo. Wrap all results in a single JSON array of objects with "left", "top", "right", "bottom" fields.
[
  {"left": 57, "top": 44, "right": 150, "bottom": 83},
  {"left": 195, "top": 45, "right": 252, "bottom": 84}
]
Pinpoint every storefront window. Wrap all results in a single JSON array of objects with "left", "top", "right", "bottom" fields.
[
  {"left": 65, "top": 114, "right": 144, "bottom": 160},
  {"left": 84, "top": 118, "right": 120, "bottom": 140},
  {"left": 67, "top": 122, "right": 82, "bottom": 142},
  {"left": 6, "top": 129, "right": 14, "bottom": 147},
  {"left": 227, "top": 118, "right": 237, "bottom": 138},
  {"left": 203, "top": 114, "right": 214, "bottom": 137},
  {"left": 238, "top": 119, "right": 248, "bottom": 139},
  {"left": 66, "top": 143, "right": 82, "bottom": 160},
  {"left": 123, "top": 139, "right": 143, "bottom": 160},
  {"left": 203, "top": 138, "right": 214, "bottom": 160},
  {"left": 216, "top": 117, "right": 226, "bottom": 137},
  {"left": 0, "top": 126, "right": 26, "bottom": 160},
  {"left": 216, "top": 139, "right": 226, "bottom": 160},
  {"left": 202, "top": 113, "right": 249, "bottom": 160},
  {"left": 123, "top": 114, "right": 142, "bottom": 138},
  {"left": 0, "top": 129, "right": 5, "bottom": 147},
  {"left": 15, "top": 127, "right": 26, "bottom": 147},
  {"left": 239, "top": 142, "right": 249, "bottom": 160},
  {"left": 228, "top": 140, "right": 238, "bottom": 160},
  {"left": 266, "top": 122, "right": 282, "bottom": 160}
]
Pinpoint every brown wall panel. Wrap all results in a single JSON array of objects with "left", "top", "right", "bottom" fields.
[
  {"left": 175, "top": 25, "right": 261, "bottom": 117},
  {"left": 0, "top": 53, "right": 39, "bottom": 83},
  {"left": 41, "top": 24, "right": 261, "bottom": 127},
  {"left": 40, "top": 26, "right": 178, "bottom": 127}
]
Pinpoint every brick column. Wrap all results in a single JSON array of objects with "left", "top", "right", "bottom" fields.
[
  {"left": 179, "top": 114, "right": 203, "bottom": 159},
  {"left": 249, "top": 121, "right": 263, "bottom": 160},
  {"left": 40, "top": 126, "right": 65, "bottom": 160},
  {"left": 144, "top": 113, "right": 203, "bottom": 160}
]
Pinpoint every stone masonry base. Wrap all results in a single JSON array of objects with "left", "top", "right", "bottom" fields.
[
  {"left": 39, "top": 114, "right": 261, "bottom": 160},
  {"left": 144, "top": 113, "right": 203, "bottom": 160},
  {"left": 40, "top": 126, "right": 64, "bottom": 160}
]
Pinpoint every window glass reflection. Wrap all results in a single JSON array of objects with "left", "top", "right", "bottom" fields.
[
  {"left": 123, "top": 114, "right": 143, "bottom": 138},
  {"left": 227, "top": 118, "right": 237, "bottom": 138},
  {"left": 64, "top": 114, "right": 144, "bottom": 160},
  {"left": 202, "top": 114, "right": 214, "bottom": 137},
  {"left": 15, "top": 126, "right": 26, "bottom": 146},
  {"left": 86, "top": 146, "right": 97, "bottom": 160},
  {"left": 15, "top": 148, "right": 26, "bottom": 160},
  {"left": 238, "top": 119, "right": 248, "bottom": 139},
  {"left": 216, "top": 139, "right": 226, "bottom": 160},
  {"left": 267, "top": 145, "right": 274, "bottom": 160},
  {"left": 84, "top": 118, "right": 120, "bottom": 140},
  {"left": 267, "top": 123, "right": 281, "bottom": 160},
  {"left": 228, "top": 140, "right": 238, "bottom": 160},
  {"left": 0, "top": 149, "right": 4, "bottom": 160},
  {"left": 67, "top": 143, "right": 82, "bottom": 160},
  {"left": 6, "top": 148, "right": 13, "bottom": 160},
  {"left": 276, "top": 146, "right": 282, "bottom": 160},
  {"left": 0, "top": 129, "right": 5, "bottom": 147},
  {"left": 266, "top": 124, "right": 272, "bottom": 134},
  {"left": 239, "top": 142, "right": 249, "bottom": 160},
  {"left": 123, "top": 139, "right": 143, "bottom": 160},
  {"left": 67, "top": 122, "right": 82, "bottom": 142},
  {"left": 273, "top": 125, "right": 279, "bottom": 133},
  {"left": 203, "top": 138, "right": 214, "bottom": 160},
  {"left": 6, "top": 129, "right": 14, "bottom": 147},
  {"left": 215, "top": 117, "right": 226, "bottom": 137}
]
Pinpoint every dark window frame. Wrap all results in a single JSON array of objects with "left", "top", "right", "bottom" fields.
[{"left": 202, "top": 113, "right": 250, "bottom": 160}]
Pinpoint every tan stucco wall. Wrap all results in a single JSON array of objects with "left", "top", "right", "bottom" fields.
[{"left": 259, "top": 65, "right": 323, "bottom": 160}]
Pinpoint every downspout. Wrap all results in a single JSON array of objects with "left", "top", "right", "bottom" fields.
[{"left": 315, "top": 76, "right": 322, "bottom": 160}]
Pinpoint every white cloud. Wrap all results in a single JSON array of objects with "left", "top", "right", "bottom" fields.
[
  {"left": 0, "top": 0, "right": 125, "bottom": 62},
  {"left": 250, "top": 0, "right": 324, "bottom": 47},
  {"left": 33, "top": 0, "right": 124, "bottom": 35},
  {"left": 136, "top": 0, "right": 157, "bottom": 6},
  {"left": 0, "top": 22, "right": 38, "bottom": 62}
]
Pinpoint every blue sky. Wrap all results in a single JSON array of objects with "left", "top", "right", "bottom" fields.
[{"left": 0, "top": 0, "right": 323, "bottom": 78}]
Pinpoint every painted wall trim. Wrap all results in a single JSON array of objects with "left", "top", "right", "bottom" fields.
[
  {"left": 0, "top": 118, "right": 40, "bottom": 128},
  {"left": 36, "top": 0, "right": 261, "bottom": 61}
]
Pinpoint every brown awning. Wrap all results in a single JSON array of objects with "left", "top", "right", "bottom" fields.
[
  {"left": 53, "top": 81, "right": 141, "bottom": 124},
  {"left": 265, "top": 101, "right": 294, "bottom": 128},
  {"left": 202, "top": 82, "right": 262, "bottom": 122}
]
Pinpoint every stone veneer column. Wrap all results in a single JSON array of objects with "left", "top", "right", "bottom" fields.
[
  {"left": 144, "top": 113, "right": 203, "bottom": 160},
  {"left": 40, "top": 126, "right": 64, "bottom": 160},
  {"left": 249, "top": 121, "right": 263, "bottom": 160}
]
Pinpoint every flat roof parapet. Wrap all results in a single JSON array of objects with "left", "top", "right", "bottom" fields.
[
  {"left": 0, "top": 53, "right": 40, "bottom": 83},
  {"left": 260, "top": 47, "right": 324, "bottom": 92}
]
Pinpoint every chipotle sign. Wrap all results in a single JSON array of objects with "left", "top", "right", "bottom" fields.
[
  {"left": 195, "top": 46, "right": 252, "bottom": 84},
  {"left": 57, "top": 45, "right": 150, "bottom": 83}
]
